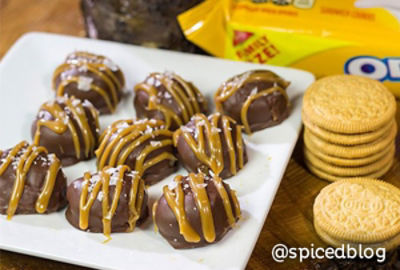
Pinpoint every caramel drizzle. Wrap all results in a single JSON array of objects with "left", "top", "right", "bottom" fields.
[
  {"left": 215, "top": 70, "right": 290, "bottom": 134},
  {"left": 79, "top": 165, "right": 145, "bottom": 240},
  {"left": 33, "top": 97, "right": 99, "bottom": 160},
  {"left": 95, "top": 119, "right": 177, "bottom": 175},
  {"left": 68, "top": 51, "right": 125, "bottom": 89},
  {"left": 155, "top": 173, "right": 240, "bottom": 243},
  {"left": 134, "top": 72, "right": 205, "bottom": 129},
  {"left": 173, "top": 113, "right": 244, "bottom": 176},
  {"left": 0, "top": 141, "right": 61, "bottom": 219},
  {"left": 52, "top": 55, "right": 122, "bottom": 113}
]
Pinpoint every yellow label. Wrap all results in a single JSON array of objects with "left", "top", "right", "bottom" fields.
[{"left": 179, "top": 0, "right": 400, "bottom": 96}]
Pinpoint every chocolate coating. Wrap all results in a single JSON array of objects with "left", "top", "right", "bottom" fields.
[
  {"left": 31, "top": 96, "right": 100, "bottom": 167},
  {"left": 174, "top": 113, "right": 248, "bottom": 179},
  {"left": 215, "top": 70, "right": 290, "bottom": 134},
  {"left": 0, "top": 142, "right": 67, "bottom": 216},
  {"left": 66, "top": 166, "right": 148, "bottom": 234},
  {"left": 134, "top": 72, "right": 208, "bottom": 130},
  {"left": 53, "top": 51, "right": 125, "bottom": 114},
  {"left": 154, "top": 174, "right": 240, "bottom": 249},
  {"left": 96, "top": 119, "right": 178, "bottom": 185}
]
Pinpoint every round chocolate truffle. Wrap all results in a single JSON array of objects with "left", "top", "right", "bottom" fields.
[
  {"left": 95, "top": 119, "right": 178, "bottom": 185},
  {"left": 53, "top": 51, "right": 125, "bottom": 114},
  {"left": 66, "top": 165, "right": 148, "bottom": 239},
  {"left": 173, "top": 113, "right": 248, "bottom": 179},
  {"left": 134, "top": 72, "right": 208, "bottom": 130},
  {"left": 31, "top": 96, "right": 100, "bottom": 166},
  {"left": 153, "top": 172, "right": 241, "bottom": 249},
  {"left": 0, "top": 141, "right": 67, "bottom": 219},
  {"left": 215, "top": 70, "right": 290, "bottom": 134}
]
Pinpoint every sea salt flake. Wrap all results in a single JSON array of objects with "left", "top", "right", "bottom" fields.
[
  {"left": 164, "top": 91, "right": 171, "bottom": 99},
  {"left": 145, "top": 126, "right": 153, "bottom": 135},
  {"left": 103, "top": 58, "right": 119, "bottom": 72},
  {"left": 97, "top": 191, "right": 104, "bottom": 201},
  {"left": 181, "top": 126, "right": 193, "bottom": 133},
  {"left": 150, "top": 141, "right": 162, "bottom": 147},
  {"left": 196, "top": 183, "right": 208, "bottom": 189},
  {"left": 211, "top": 127, "right": 221, "bottom": 133},
  {"left": 77, "top": 76, "right": 93, "bottom": 91},
  {"left": 78, "top": 65, "right": 88, "bottom": 72},
  {"left": 197, "top": 120, "right": 206, "bottom": 126},
  {"left": 153, "top": 79, "right": 161, "bottom": 87},
  {"left": 72, "top": 98, "right": 81, "bottom": 107}
]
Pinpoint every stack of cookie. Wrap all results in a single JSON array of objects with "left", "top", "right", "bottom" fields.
[
  {"left": 302, "top": 75, "right": 397, "bottom": 182},
  {"left": 313, "top": 178, "right": 400, "bottom": 251}
]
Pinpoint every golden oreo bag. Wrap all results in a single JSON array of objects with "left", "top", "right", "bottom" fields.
[{"left": 178, "top": 0, "right": 400, "bottom": 96}]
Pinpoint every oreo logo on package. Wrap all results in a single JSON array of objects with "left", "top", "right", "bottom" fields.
[{"left": 345, "top": 56, "right": 400, "bottom": 82}]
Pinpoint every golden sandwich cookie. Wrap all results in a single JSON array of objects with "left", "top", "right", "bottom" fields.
[
  {"left": 303, "top": 125, "right": 396, "bottom": 159},
  {"left": 306, "top": 160, "right": 393, "bottom": 182},
  {"left": 304, "top": 143, "right": 394, "bottom": 167},
  {"left": 302, "top": 75, "right": 396, "bottom": 134},
  {"left": 303, "top": 113, "right": 395, "bottom": 146},
  {"left": 314, "top": 178, "right": 400, "bottom": 250},
  {"left": 304, "top": 146, "right": 394, "bottom": 177}
]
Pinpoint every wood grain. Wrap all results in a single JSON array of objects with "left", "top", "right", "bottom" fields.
[
  {"left": 0, "top": 0, "right": 84, "bottom": 58},
  {"left": 1, "top": 1, "right": 399, "bottom": 269}
]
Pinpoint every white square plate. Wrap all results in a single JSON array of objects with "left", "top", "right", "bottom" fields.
[{"left": 0, "top": 33, "right": 314, "bottom": 270}]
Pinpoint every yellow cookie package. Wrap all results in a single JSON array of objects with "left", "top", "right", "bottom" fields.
[{"left": 178, "top": 0, "right": 400, "bottom": 96}]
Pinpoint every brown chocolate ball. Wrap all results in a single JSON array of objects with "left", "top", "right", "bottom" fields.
[
  {"left": 215, "top": 70, "right": 290, "bottom": 134},
  {"left": 96, "top": 118, "right": 178, "bottom": 185},
  {"left": 0, "top": 141, "right": 67, "bottom": 218},
  {"left": 31, "top": 96, "right": 100, "bottom": 166},
  {"left": 53, "top": 51, "right": 125, "bottom": 114},
  {"left": 153, "top": 173, "right": 241, "bottom": 249},
  {"left": 134, "top": 72, "right": 208, "bottom": 131},
  {"left": 173, "top": 113, "right": 248, "bottom": 179},
  {"left": 66, "top": 165, "right": 148, "bottom": 236}
]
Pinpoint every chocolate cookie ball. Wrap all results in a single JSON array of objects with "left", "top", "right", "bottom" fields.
[
  {"left": 173, "top": 113, "right": 248, "bottom": 179},
  {"left": 53, "top": 51, "right": 125, "bottom": 114},
  {"left": 134, "top": 72, "right": 208, "bottom": 130},
  {"left": 153, "top": 173, "right": 241, "bottom": 249},
  {"left": 95, "top": 119, "right": 178, "bottom": 185},
  {"left": 0, "top": 141, "right": 67, "bottom": 219},
  {"left": 66, "top": 165, "right": 148, "bottom": 239},
  {"left": 31, "top": 96, "right": 100, "bottom": 166},
  {"left": 215, "top": 70, "right": 290, "bottom": 134}
]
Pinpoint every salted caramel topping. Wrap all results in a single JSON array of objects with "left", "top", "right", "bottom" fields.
[
  {"left": 152, "top": 200, "right": 159, "bottom": 233},
  {"left": 134, "top": 72, "right": 206, "bottom": 129},
  {"left": 79, "top": 165, "right": 145, "bottom": 239},
  {"left": 0, "top": 141, "right": 62, "bottom": 219},
  {"left": 34, "top": 96, "right": 99, "bottom": 160},
  {"left": 215, "top": 70, "right": 290, "bottom": 134},
  {"left": 53, "top": 52, "right": 124, "bottom": 113},
  {"left": 159, "top": 173, "right": 240, "bottom": 243},
  {"left": 188, "top": 173, "right": 216, "bottom": 242},
  {"left": 95, "top": 119, "right": 176, "bottom": 176},
  {"left": 173, "top": 113, "right": 244, "bottom": 176},
  {"left": 35, "top": 155, "right": 61, "bottom": 214}
]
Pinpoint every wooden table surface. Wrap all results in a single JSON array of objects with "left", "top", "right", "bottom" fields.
[{"left": 1, "top": 1, "right": 399, "bottom": 269}]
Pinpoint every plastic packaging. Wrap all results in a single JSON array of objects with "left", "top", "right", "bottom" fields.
[{"left": 179, "top": 0, "right": 400, "bottom": 96}]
